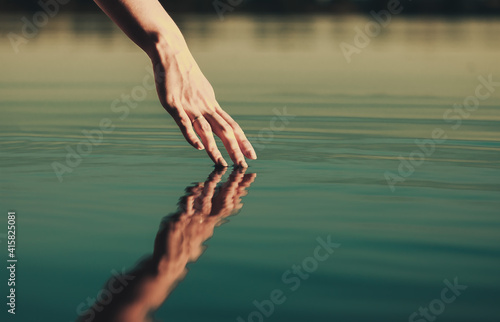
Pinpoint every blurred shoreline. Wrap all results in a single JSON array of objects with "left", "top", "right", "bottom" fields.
[{"left": 1, "top": 0, "right": 500, "bottom": 15}]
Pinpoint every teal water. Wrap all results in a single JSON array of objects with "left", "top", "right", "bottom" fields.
[{"left": 1, "top": 14, "right": 500, "bottom": 321}]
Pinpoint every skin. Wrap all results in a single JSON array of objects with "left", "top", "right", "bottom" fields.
[
  {"left": 94, "top": 0, "right": 257, "bottom": 167},
  {"left": 77, "top": 168, "right": 256, "bottom": 322}
]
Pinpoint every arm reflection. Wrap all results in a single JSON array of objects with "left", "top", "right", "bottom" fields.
[{"left": 78, "top": 168, "right": 256, "bottom": 322}]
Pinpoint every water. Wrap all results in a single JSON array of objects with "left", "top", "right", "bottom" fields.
[{"left": 1, "top": 14, "right": 500, "bottom": 321}]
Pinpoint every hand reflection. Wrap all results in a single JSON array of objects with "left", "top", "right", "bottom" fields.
[{"left": 78, "top": 168, "right": 256, "bottom": 322}]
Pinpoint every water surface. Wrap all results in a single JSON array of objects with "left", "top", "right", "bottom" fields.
[{"left": 1, "top": 14, "right": 500, "bottom": 321}]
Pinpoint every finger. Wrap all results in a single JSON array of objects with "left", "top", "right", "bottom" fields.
[
  {"left": 185, "top": 195, "right": 196, "bottom": 215},
  {"left": 185, "top": 182, "right": 204, "bottom": 197},
  {"left": 180, "top": 182, "right": 203, "bottom": 214},
  {"left": 216, "top": 108, "right": 257, "bottom": 160},
  {"left": 211, "top": 169, "right": 245, "bottom": 217},
  {"left": 205, "top": 113, "right": 248, "bottom": 168},
  {"left": 239, "top": 172, "right": 257, "bottom": 189},
  {"left": 222, "top": 168, "right": 246, "bottom": 195},
  {"left": 206, "top": 167, "right": 228, "bottom": 183},
  {"left": 226, "top": 169, "right": 247, "bottom": 207},
  {"left": 201, "top": 169, "right": 225, "bottom": 201},
  {"left": 220, "top": 169, "right": 253, "bottom": 210},
  {"left": 169, "top": 107, "right": 205, "bottom": 150},
  {"left": 234, "top": 173, "right": 257, "bottom": 206},
  {"left": 196, "top": 169, "right": 225, "bottom": 214},
  {"left": 192, "top": 117, "right": 228, "bottom": 167}
]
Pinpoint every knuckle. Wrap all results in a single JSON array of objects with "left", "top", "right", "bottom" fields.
[
  {"left": 218, "top": 123, "right": 233, "bottom": 135},
  {"left": 200, "top": 120, "right": 212, "bottom": 133},
  {"left": 227, "top": 138, "right": 240, "bottom": 150},
  {"left": 179, "top": 116, "right": 191, "bottom": 128},
  {"left": 234, "top": 127, "right": 245, "bottom": 138},
  {"left": 207, "top": 145, "right": 219, "bottom": 155},
  {"left": 165, "top": 94, "right": 176, "bottom": 106},
  {"left": 227, "top": 118, "right": 239, "bottom": 128}
]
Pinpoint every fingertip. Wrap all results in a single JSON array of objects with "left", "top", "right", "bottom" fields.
[
  {"left": 248, "top": 150, "right": 257, "bottom": 160},
  {"left": 237, "top": 160, "right": 248, "bottom": 168},
  {"left": 242, "top": 150, "right": 256, "bottom": 160},
  {"left": 242, "top": 143, "right": 257, "bottom": 160},
  {"left": 191, "top": 141, "right": 204, "bottom": 150},
  {"left": 218, "top": 157, "right": 228, "bottom": 167}
]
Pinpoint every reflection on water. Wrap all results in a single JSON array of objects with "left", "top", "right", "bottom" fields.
[{"left": 77, "top": 168, "right": 256, "bottom": 322}]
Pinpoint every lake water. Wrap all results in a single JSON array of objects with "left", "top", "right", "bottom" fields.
[{"left": 1, "top": 13, "right": 499, "bottom": 322}]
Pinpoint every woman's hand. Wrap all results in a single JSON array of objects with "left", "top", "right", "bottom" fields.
[
  {"left": 150, "top": 41, "right": 257, "bottom": 167},
  {"left": 93, "top": 0, "right": 257, "bottom": 167}
]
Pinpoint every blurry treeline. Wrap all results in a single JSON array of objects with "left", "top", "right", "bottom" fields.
[{"left": 1, "top": 0, "right": 500, "bottom": 14}]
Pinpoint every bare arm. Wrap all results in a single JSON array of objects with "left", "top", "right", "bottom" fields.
[{"left": 94, "top": 0, "right": 257, "bottom": 167}]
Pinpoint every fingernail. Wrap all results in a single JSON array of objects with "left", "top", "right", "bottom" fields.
[
  {"left": 238, "top": 160, "right": 248, "bottom": 168},
  {"left": 218, "top": 157, "right": 228, "bottom": 167},
  {"left": 248, "top": 149, "right": 257, "bottom": 160},
  {"left": 244, "top": 143, "right": 257, "bottom": 159},
  {"left": 196, "top": 142, "right": 205, "bottom": 150}
]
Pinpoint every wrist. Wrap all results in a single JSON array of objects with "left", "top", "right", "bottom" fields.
[{"left": 146, "top": 29, "right": 190, "bottom": 61}]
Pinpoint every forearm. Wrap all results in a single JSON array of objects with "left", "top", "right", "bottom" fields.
[
  {"left": 94, "top": 0, "right": 256, "bottom": 166},
  {"left": 93, "top": 0, "right": 188, "bottom": 59}
]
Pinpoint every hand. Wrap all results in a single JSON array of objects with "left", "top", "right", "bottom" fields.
[
  {"left": 159, "top": 167, "right": 257, "bottom": 265},
  {"left": 93, "top": 0, "right": 256, "bottom": 167},
  {"left": 78, "top": 168, "right": 256, "bottom": 322},
  {"left": 151, "top": 42, "right": 257, "bottom": 168}
]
